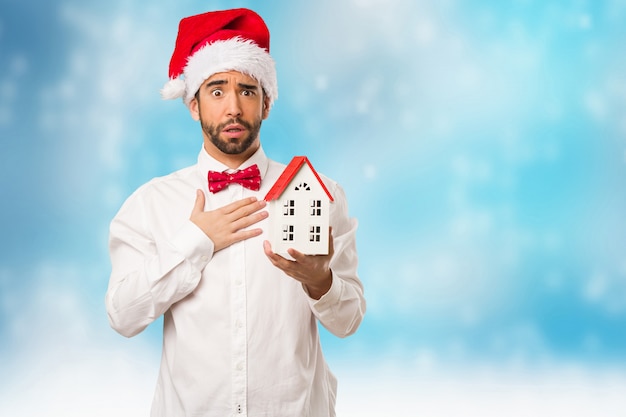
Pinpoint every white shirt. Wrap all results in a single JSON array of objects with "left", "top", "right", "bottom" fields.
[{"left": 105, "top": 146, "right": 365, "bottom": 417}]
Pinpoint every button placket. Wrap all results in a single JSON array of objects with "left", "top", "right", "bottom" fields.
[{"left": 229, "top": 185, "right": 248, "bottom": 415}]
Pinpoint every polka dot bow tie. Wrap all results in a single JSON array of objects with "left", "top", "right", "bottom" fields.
[{"left": 207, "top": 164, "right": 262, "bottom": 193}]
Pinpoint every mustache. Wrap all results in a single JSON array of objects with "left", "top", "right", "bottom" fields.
[{"left": 219, "top": 118, "right": 253, "bottom": 130}]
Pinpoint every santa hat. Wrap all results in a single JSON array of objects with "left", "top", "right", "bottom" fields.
[{"left": 161, "top": 8, "right": 278, "bottom": 108}]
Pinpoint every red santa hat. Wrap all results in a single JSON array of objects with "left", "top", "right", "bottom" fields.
[{"left": 161, "top": 8, "right": 278, "bottom": 108}]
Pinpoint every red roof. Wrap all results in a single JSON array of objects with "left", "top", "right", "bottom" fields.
[{"left": 264, "top": 156, "right": 334, "bottom": 202}]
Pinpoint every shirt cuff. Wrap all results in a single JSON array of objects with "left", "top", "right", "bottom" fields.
[{"left": 170, "top": 220, "right": 215, "bottom": 270}]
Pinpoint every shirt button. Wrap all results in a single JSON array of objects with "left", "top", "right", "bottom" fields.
[
  {"left": 201, "top": 255, "right": 209, "bottom": 262},
  {"left": 236, "top": 363, "right": 243, "bottom": 371}
]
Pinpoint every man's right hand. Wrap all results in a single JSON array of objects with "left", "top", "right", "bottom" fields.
[{"left": 190, "top": 189, "right": 268, "bottom": 252}]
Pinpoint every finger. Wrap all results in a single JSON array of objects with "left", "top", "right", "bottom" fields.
[
  {"left": 264, "top": 241, "right": 292, "bottom": 267},
  {"left": 231, "top": 199, "right": 267, "bottom": 220},
  {"left": 287, "top": 248, "right": 307, "bottom": 263},
  {"left": 231, "top": 227, "right": 264, "bottom": 242},
  {"left": 221, "top": 226, "right": 265, "bottom": 249},
  {"left": 221, "top": 196, "right": 260, "bottom": 215},
  {"left": 229, "top": 200, "right": 267, "bottom": 221},
  {"left": 328, "top": 226, "right": 335, "bottom": 256},
  {"left": 192, "top": 189, "right": 205, "bottom": 215},
  {"left": 264, "top": 240, "right": 285, "bottom": 262},
  {"left": 231, "top": 209, "right": 268, "bottom": 232}
]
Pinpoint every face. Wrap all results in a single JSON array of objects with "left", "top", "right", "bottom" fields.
[{"left": 190, "top": 71, "right": 270, "bottom": 167}]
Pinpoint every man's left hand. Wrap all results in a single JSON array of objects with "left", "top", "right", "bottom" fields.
[{"left": 263, "top": 229, "right": 334, "bottom": 300}]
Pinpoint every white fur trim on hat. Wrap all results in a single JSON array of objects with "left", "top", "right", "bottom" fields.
[
  {"left": 160, "top": 77, "right": 186, "bottom": 100},
  {"left": 168, "top": 37, "right": 278, "bottom": 109}
]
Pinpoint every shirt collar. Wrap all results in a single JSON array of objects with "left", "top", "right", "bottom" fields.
[{"left": 197, "top": 145, "right": 269, "bottom": 178}]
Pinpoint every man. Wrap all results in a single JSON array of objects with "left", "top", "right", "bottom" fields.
[{"left": 105, "top": 8, "right": 365, "bottom": 417}]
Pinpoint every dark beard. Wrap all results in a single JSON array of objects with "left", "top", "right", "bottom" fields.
[{"left": 201, "top": 117, "right": 262, "bottom": 155}]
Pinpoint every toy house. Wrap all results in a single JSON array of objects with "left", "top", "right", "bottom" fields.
[{"left": 264, "top": 156, "right": 334, "bottom": 256}]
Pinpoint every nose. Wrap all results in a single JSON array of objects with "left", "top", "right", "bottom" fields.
[{"left": 225, "top": 93, "right": 242, "bottom": 118}]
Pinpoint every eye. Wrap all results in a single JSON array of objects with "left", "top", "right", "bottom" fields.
[
  {"left": 241, "top": 90, "right": 255, "bottom": 97},
  {"left": 211, "top": 89, "right": 223, "bottom": 97}
]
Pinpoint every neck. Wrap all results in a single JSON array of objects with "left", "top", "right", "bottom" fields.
[{"left": 203, "top": 141, "right": 260, "bottom": 169}]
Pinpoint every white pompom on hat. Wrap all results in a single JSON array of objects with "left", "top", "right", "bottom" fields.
[{"left": 161, "top": 8, "right": 278, "bottom": 109}]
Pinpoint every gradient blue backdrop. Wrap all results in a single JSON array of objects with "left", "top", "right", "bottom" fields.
[{"left": 1, "top": 0, "right": 625, "bottom": 415}]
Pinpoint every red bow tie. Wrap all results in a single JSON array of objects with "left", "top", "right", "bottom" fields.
[{"left": 208, "top": 164, "right": 262, "bottom": 193}]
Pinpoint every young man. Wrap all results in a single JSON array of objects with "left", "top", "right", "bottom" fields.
[{"left": 105, "top": 8, "right": 365, "bottom": 417}]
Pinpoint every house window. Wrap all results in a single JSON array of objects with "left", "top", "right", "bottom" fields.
[
  {"left": 310, "top": 200, "right": 322, "bottom": 216},
  {"left": 294, "top": 182, "right": 311, "bottom": 191},
  {"left": 309, "top": 226, "right": 321, "bottom": 242},
  {"left": 283, "top": 200, "right": 295, "bottom": 216},
  {"left": 282, "top": 225, "right": 295, "bottom": 241}
]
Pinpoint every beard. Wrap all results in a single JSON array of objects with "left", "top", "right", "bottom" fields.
[{"left": 201, "top": 117, "right": 262, "bottom": 155}]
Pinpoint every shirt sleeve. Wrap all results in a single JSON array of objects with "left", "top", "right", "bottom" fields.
[
  {"left": 308, "top": 183, "right": 366, "bottom": 338},
  {"left": 105, "top": 188, "right": 214, "bottom": 338}
]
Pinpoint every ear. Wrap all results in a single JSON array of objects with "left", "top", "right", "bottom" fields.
[
  {"left": 261, "top": 95, "right": 271, "bottom": 120},
  {"left": 189, "top": 97, "right": 200, "bottom": 121}
]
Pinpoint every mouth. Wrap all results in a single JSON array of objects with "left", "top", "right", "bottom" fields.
[
  {"left": 222, "top": 123, "right": 246, "bottom": 139},
  {"left": 223, "top": 123, "right": 245, "bottom": 133}
]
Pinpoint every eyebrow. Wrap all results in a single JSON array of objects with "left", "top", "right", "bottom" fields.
[
  {"left": 205, "top": 80, "right": 227, "bottom": 87},
  {"left": 204, "top": 80, "right": 259, "bottom": 91},
  {"left": 239, "top": 83, "right": 259, "bottom": 91}
]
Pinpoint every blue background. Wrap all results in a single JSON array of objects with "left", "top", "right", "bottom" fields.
[{"left": 1, "top": 0, "right": 625, "bottom": 415}]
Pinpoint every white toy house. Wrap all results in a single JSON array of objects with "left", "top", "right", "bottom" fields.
[{"left": 264, "top": 156, "right": 334, "bottom": 256}]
